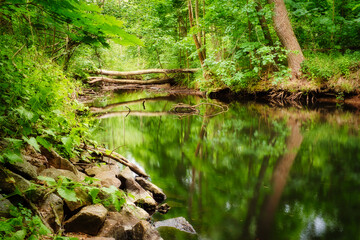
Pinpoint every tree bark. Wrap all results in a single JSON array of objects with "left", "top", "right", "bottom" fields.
[
  {"left": 93, "top": 68, "right": 199, "bottom": 76},
  {"left": 188, "top": 0, "right": 205, "bottom": 67},
  {"left": 88, "top": 77, "right": 173, "bottom": 85},
  {"left": 267, "top": 0, "right": 304, "bottom": 78}
]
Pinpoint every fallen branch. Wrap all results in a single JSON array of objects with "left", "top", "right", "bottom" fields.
[
  {"left": 88, "top": 76, "right": 173, "bottom": 85},
  {"left": 97, "top": 111, "right": 171, "bottom": 119},
  {"left": 82, "top": 145, "right": 149, "bottom": 178},
  {"left": 93, "top": 68, "right": 200, "bottom": 76},
  {"left": 90, "top": 95, "right": 176, "bottom": 113}
]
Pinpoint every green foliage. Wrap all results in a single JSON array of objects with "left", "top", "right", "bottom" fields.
[
  {"left": 37, "top": 175, "right": 126, "bottom": 211},
  {"left": 301, "top": 51, "right": 360, "bottom": 83},
  {"left": 0, "top": 204, "right": 51, "bottom": 240},
  {"left": 287, "top": 0, "right": 360, "bottom": 50}
]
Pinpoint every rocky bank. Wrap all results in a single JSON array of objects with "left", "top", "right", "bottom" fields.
[{"left": 0, "top": 144, "right": 194, "bottom": 240}]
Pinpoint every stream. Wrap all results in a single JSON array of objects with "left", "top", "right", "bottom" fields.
[{"left": 94, "top": 90, "right": 360, "bottom": 240}]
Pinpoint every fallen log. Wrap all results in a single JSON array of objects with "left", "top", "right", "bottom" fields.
[
  {"left": 94, "top": 68, "right": 199, "bottom": 76},
  {"left": 82, "top": 144, "right": 149, "bottom": 178},
  {"left": 88, "top": 76, "right": 173, "bottom": 85}
]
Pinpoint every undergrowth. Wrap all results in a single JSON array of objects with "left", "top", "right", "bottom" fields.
[
  {"left": 0, "top": 36, "right": 96, "bottom": 164},
  {"left": 301, "top": 51, "right": 360, "bottom": 86}
]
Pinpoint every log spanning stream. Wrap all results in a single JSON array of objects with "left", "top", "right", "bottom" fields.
[{"left": 93, "top": 90, "right": 360, "bottom": 240}]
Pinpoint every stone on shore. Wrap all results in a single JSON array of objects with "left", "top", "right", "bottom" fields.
[
  {"left": 118, "top": 167, "right": 157, "bottom": 214},
  {"left": 9, "top": 157, "right": 38, "bottom": 179},
  {"left": 85, "top": 163, "right": 121, "bottom": 188},
  {"left": 154, "top": 217, "right": 196, "bottom": 234},
  {"left": 0, "top": 194, "right": 13, "bottom": 218},
  {"left": 132, "top": 220, "right": 163, "bottom": 240},
  {"left": 64, "top": 204, "right": 108, "bottom": 235},
  {"left": 135, "top": 176, "right": 166, "bottom": 203},
  {"left": 38, "top": 193, "right": 64, "bottom": 232}
]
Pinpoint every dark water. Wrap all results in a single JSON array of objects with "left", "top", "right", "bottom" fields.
[{"left": 95, "top": 90, "right": 360, "bottom": 240}]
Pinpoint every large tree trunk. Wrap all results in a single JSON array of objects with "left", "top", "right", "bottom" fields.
[{"left": 268, "top": 0, "right": 304, "bottom": 78}]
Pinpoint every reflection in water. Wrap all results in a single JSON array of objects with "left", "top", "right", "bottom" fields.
[{"left": 95, "top": 91, "right": 360, "bottom": 240}]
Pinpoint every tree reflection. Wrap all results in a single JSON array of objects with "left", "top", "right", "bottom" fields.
[{"left": 96, "top": 92, "right": 360, "bottom": 240}]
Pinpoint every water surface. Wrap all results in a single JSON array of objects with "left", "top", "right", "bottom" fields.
[{"left": 95, "top": 90, "right": 360, "bottom": 240}]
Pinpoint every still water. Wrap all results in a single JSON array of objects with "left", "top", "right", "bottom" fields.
[{"left": 94, "top": 90, "right": 360, "bottom": 240}]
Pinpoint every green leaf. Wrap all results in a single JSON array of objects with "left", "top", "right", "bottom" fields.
[
  {"left": 4, "top": 152, "right": 23, "bottom": 163},
  {"left": 12, "top": 229, "right": 27, "bottom": 240},
  {"left": 32, "top": 216, "right": 51, "bottom": 235},
  {"left": 4, "top": 138, "right": 23, "bottom": 148},
  {"left": 84, "top": 176, "right": 100, "bottom": 184},
  {"left": 57, "top": 186, "right": 78, "bottom": 202},
  {"left": 22, "top": 136, "right": 40, "bottom": 152},
  {"left": 37, "top": 176, "right": 57, "bottom": 187},
  {"left": 88, "top": 188, "right": 100, "bottom": 204},
  {"left": 15, "top": 106, "right": 34, "bottom": 121},
  {"left": 36, "top": 136, "right": 52, "bottom": 150}
]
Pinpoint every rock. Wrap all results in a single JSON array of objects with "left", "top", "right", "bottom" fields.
[
  {"left": 64, "top": 204, "right": 108, "bottom": 235},
  {"left": 9, "top": 157, "right": 38, "bottom": 179},
  {"left": 157, "top": 203, "right": 170, "bottom": 214},
  {"left": 98, "top": 208, "right": 141, "bottom": 239},
  {"left": 118, "top": 167, "right": 157, "bottom": 214},
  {"left": 85, "top": 163, "right": 121, "bottom": 188},
  {"left": 38, "top": 193, "right": 64, "bottom": 232},
  {"left": 39, "top": 168, "right": 83, "bottom": 182},
  {"left": 64, "top": 187, "right": 92, "bottom": 212},
  {"left": 98, "top": 203, "right": 150, "bottom": 240},
  {"left": 85, "top": 163, "right": 121, "bottom": 177},
  {"left": 153, "top": 217, "right": 196, "bottom": 234},
  {"left": 0, "top": 194, "right": 13, "bottom": 218},
  {"left": 0, "top": 166, "right": 31, "bottom": 193},
  {"left": 135, "top": 177, "right": 166, "bottom": 203},
  {"left": 132, "top": 220, "right": 163, "bottom": 240},
  {"left": 97, "top": 218, "right": 126, "bottom": 240},
  {"left": 123, "top": 201, "right": 150, "bottom": 221},
  {"left": 21, "top": 144, "right": 48, "bottom": 172},
  {"left": 96, "top": 172, "right": 121, "bottom": 188},
  {"left": 40, "top": 146, "right": 78, "bottom": 174},
  {"left": 87, "top": 237, "right": 116, "bottom": 240}
]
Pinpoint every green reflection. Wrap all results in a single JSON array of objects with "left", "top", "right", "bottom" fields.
[{"left": 95, "top": 91, "right": 360, "bottom": 240}]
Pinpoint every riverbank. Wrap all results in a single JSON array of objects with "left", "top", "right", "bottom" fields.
[
  {"left": 0, "top": 141, "right": 179, "bottom": 239},
  {"left": 83, "top": 78, "right": 360, "bottom": 110}
]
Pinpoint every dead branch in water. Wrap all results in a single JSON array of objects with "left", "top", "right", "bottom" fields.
[
  {"left": 97, "top": 111, "right": 171, "bottom": 118},
  {"left": 90, "top": 95, "right": 176, "bottom": 112},
  {"left": 168, "top": 102, "right": 229, "bottom": 118}
]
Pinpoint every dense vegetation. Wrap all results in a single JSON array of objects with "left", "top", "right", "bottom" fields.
[
  {"left": 93, "top": 0, "right": 360, "bottom": 91},
  {"left": 0, "top": 0, "right": 359, "bottom": 238}
]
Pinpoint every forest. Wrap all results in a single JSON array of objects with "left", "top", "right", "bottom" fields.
[{"left": 0, "top": 0, "right": 359, "bottom": 239}]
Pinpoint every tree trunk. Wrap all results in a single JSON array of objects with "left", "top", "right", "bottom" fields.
[
  {"left": 255, "top": 0, "right": 274, "bottom": 46},
  {"left": 188, "top": 0, "right": 205, "bottom": 67},
  {"left": 267, "top": 0, "right": 304, "bottom": 78},
  {"left": 88, "top": 77, "right": 173, "bottom": 85},
  {"left": 93, "top": 68, "right": 199, "bottom": 76}
]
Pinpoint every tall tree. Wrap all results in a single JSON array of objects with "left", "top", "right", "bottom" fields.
[{"left": 267, "top": 0, "right": 304, "bottom": 78}]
